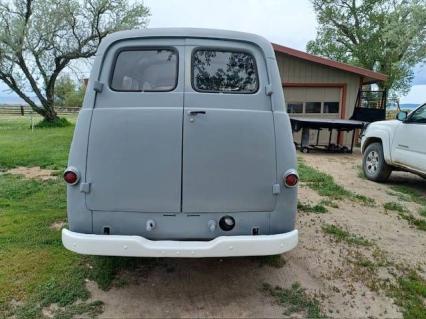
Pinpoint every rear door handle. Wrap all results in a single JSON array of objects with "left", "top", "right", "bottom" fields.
[{"left": 188, "top": 110, "right": 206, "bottom": 116}]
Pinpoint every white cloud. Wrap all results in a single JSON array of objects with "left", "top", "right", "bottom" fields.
[
  {"left": 400, "top": 85, "right": 426, "bottom": 104},
  {"left": 145, "top": 0, "right": 317, "bottom": 50}
]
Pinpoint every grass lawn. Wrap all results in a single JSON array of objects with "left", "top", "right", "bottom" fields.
[
  {"left": 0, "top": 115, "right": 76, "bottom": 170},
  {"left": 0, "top": 116, "right": 149, "bottom": 318},
  {"left": 0, "top": 116, "right": 134, "bottom": 318}
]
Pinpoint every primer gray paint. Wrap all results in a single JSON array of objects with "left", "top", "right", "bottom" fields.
[{"left": 67, "top": 28, "right": 297, "bottom": 240}]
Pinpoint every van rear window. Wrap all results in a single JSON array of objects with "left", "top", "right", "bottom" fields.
[
  {"left": 111, "top": 49, "right": 178, "bottom": 92},
  {"left": 192, "top": 49, "right": 258, "bottom": 93}
]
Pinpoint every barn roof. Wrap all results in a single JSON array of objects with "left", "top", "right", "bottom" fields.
[{"left": 272, "top": 43, "right": 387, "bottom": 84}]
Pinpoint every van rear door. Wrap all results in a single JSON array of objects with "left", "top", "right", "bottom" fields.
[
  {"left": 86, "top": 39, "right": 184, "bottom": 212},
  {"left": 182, "top": 40, "right": 277, "bottom": 212}
]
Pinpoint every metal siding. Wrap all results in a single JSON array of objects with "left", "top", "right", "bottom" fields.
[{"left": 276, "top": 53, "right": 361, "bottom": 145}]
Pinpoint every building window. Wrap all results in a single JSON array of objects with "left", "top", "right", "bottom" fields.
[
  {"left": 287, "top": 102, "right": 303, "bottom": 113},
  {"left": 192, "top": 49, "right": 258, "bottom": 93},
  {"left": 323, "top": 102, "right": 340, "bottom": 113},
  {"left": 305, "top": 102, "right": 321, "bottom": 113}
]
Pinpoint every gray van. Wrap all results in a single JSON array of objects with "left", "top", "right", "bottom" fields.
[{"left": 62, "top": 28, "right": 298, "bottom": 257}]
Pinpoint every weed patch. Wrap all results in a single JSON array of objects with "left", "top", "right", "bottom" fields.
[
  {"left": 383, "top": 201, "right": 426, "bottom": 231},
  {"left": 384, "top": 202, "right": 407, "bottom": 213},
  {"left": 88, "top": 256, "right": 155, "bottom": 290},
  {"left": 298, "top": 201, "right": 328, "bottom": 213},
  {"left": 263, "top": 282, "right": 324, "bottom": 318},
  {"left": 322, "top": 224, "right": 372, "bottom": 246},
  {"left": 390, "top": 185, "right": 426, "bottom": 207},
  {"left": 298, "top": 160, "right": 375, "bottom": 206},
  {"left": 390, "top": 271, "right": 426, "bottom": 319},
  {"left": 34, "top": 117, "right": 72, "bottom": 128}
]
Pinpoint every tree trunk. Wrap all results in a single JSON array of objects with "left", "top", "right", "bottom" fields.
[{"left": 40, "top": 101, "right": 59, "bottom": 122}]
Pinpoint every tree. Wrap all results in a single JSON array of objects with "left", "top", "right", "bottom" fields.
[
  {"left": 55, "top": 75, "right": 85, "bottom": 108},
  {"left": 307, "top": 0, "right": 426, "bottom": 95},
  {"left": 0, "top": 0, "right": 149, "bottom": 123}
]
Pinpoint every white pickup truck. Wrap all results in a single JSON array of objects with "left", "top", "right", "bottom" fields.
[{"left": 361, "top": 103, "right": 426, "bottom": 182}]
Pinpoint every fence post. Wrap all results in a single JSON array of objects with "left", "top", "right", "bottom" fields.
[
  {"left": 20, "top": 105, "right": 25, "bottom": 116},
  {"left": 30, "top": 110, "right": 34, "bottom": 132}
]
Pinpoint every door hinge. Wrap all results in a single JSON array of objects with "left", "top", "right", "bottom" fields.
[
  {"left": 93, "top": 81, "right": 104, "bottom": 93},
  {"left": 80, "top": 182, "right": 91, "bottom": 193},
  {"left": 272, "top": 184, "right": 281, "bottom": 195},
  {"left": 265, "top": 84, "right": 273, "bottom": 96}
]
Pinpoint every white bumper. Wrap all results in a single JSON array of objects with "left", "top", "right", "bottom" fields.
[{"left": 62, "top": 229, "right": 298, "bottom": 258}]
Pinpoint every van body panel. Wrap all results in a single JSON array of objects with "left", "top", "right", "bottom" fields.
[
  {"left": 182, "top": 109, "right": 276, "bottom": 212},
  {"left": 85, "top": 108, "right": 183, "bottom": 212}
]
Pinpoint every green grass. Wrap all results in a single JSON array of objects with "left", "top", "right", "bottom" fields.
[
  {"left": 298, "top": 201, "right": 328, "bottom": 213},
  {"left": 384, "top": 202, "right": 407, "bottom": 213},
  {"left": 390, "top": 185, "right": 426, "bottom": 207},
  {"left": 419, "top": 208, "right": 426, "bottom": 218},
  {"left": 298, "top": 160, "right": 375, "bottom": 206},
  {"left": 263, "top": 282, "right": 324, "bottom": 318},
  {"left": 321, "top": 224, "right": 372, "bottom": 246},
  {"left": 390, "top": 271, "right": 426, "bottom": 319},
  {"left": 0, "top": 115, "right": 75, "bottom": 170},
  {"left": 383, "top": 202, "right": 426, "bottom": 231},
  {"left": 0, "top": 174, "right": 103, "bottom": 318}
]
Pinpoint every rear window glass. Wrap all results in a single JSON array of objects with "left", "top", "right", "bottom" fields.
[
  {"left": 192, "top": 49, "right": 258, "bottom": 93},
  {"left": 111, "top": 49, "right": 178, "bottom": 92}
]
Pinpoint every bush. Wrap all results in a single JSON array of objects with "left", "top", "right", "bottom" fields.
[{"left": 34, "top": 117, "right": 71, "bottom": 128}]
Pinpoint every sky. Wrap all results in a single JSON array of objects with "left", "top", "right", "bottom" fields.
[{"left": 0, "top": 0, "right": 424, "bottom": 104}]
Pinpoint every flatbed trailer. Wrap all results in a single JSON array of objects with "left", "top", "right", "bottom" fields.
[{"left": 290, "top": 117, "right": 365, "bottom": 153}]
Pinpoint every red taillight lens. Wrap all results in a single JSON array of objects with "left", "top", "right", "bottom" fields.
[
  {"left": 284, "top": 174, "right": 299, "bottom": 187},
  {"left": 64, "top": 170, "right": 79, "bottom": 185}
]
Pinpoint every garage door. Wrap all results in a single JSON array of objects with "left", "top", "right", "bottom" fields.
[{"left": 284, "top": 87, "right": 342, "bottom": 145}]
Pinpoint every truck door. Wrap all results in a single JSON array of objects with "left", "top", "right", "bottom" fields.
[
  {"left": 182, "top": 40, "right": 277, "bottom": 212},
  {"left": 86, "top": 40, "right": 184, "bottom": 212},
  {"left": 392, "top": 104, "right": 426, "bottom": 172}
]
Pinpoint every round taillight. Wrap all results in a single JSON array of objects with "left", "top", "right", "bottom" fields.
[
  {"left": 64, "top": 169, "right": 80, "bottom": 185},
  {"left": 284, "top": 173, "right": 299, "bottom": 188}
]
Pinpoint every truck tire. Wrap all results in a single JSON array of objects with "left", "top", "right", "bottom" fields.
[{"left": 362, "top": 142, "right": 392, "bottom": 182}]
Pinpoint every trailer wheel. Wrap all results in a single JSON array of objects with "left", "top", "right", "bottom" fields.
[{"left": 362, "top": 142, "right": 392, "bottom": 182}]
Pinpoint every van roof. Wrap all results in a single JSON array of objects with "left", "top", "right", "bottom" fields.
[{"left": 97, "top": 28, "right": 275, "bottom": 58}]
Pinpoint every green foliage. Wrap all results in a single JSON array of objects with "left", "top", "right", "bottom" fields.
[
  {"left": 322, "top": 224, "right": 372, "bottom": 246},
  {"left": 263, "top": 282, "right": 324, "bottom": 318},
  {"left": 55, "top": 76, "right": 85, "bottom": 108},
  {"left": 307, "top": 0, "right": 426, "bottom": 94},
  {"left": 34, "top": 117, "right": 72, "bottom": 128}
]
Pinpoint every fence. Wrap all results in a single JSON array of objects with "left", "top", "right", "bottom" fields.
[{"left": 0, "top": 105, "right": 80, "bottom": 116}]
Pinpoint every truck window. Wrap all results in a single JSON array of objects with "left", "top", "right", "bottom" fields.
[
  {"left": 111, "top": 49, "right": 178, "bottom": 92},
  {"left": 192, "top": 49, "right": 258, "bottom": 93}
]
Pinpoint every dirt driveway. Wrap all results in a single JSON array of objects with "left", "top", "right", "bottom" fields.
[{"left": 86, "top": 150, "right": 425, "bottom": 318}]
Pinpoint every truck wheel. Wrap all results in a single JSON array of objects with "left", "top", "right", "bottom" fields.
[{"left": 362, "top": 142, "right": 392, "bottom": 182}]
